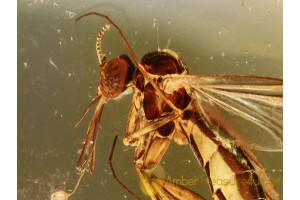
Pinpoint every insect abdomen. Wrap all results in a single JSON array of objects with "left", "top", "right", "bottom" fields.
[{"left": 180, "top": 110, "right": 266, "bottom": 200}]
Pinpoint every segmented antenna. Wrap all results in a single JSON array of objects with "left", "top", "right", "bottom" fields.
[
  {"left": 96, "top": 25, "right": 110, "bottom": 66},
  {"left": 76, "top": 12, "right": 182, "bottom": 114}
]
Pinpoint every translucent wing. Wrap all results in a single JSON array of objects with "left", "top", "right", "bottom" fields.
[{"left": 162, "top": 74, "right": 283, "bottom": 152}]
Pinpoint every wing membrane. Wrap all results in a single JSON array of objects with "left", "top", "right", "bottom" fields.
[{"left": 162, "top": 74, "right": 283, "bottom": 151}]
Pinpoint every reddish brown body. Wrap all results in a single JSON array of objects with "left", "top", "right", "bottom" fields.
[
  {"left": 100, "top": 55, "right": 134, "bottom": 98},
  {"left": 71, "top": 12, "right": 282, "bottom": 200},
  {"left": 138, "top": 51, "right": 191, "bottom": 137}
]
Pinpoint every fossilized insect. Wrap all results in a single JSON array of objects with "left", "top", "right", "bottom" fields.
[{"left": 55, "top": 12, "right": 282, "bottom": 200}]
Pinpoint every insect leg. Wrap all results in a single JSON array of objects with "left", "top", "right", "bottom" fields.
[
  {"left": 133, "top": 129, "right": 205, "bottom": 200},
  {"left": 108, "top": 135, "right": 141, "bottom": 200},
  {"left": 124, "top": 111, "right": 181, "bottom": 145},
  {"left": 75, "top": 94, "right": 101, "bottom": 128},
  {"left": 76, "top": 96, "right": 107, "bottom": 172},
  {"left": 137, "top": 169, "right": 205, "bottom": 200}
]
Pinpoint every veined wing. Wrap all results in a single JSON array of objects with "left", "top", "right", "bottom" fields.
[{"left": 161, "top": 74, "right": 283, "bottom": 152}]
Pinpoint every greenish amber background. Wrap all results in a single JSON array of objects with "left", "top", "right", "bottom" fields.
[{"left": 18, "top": 0, "right": 282, "bottom": 199}]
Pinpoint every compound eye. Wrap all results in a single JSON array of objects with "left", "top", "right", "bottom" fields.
[{"left": 99, "top": 55, "right": 134, "bottom": 98}]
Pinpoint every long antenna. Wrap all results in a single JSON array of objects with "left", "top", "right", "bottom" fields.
[
  {"left": 75, "top": 12, "right": 140, "bottom": 66},
  {"left": 75, "top": 12, "right": 182, "bottom": 114}
]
